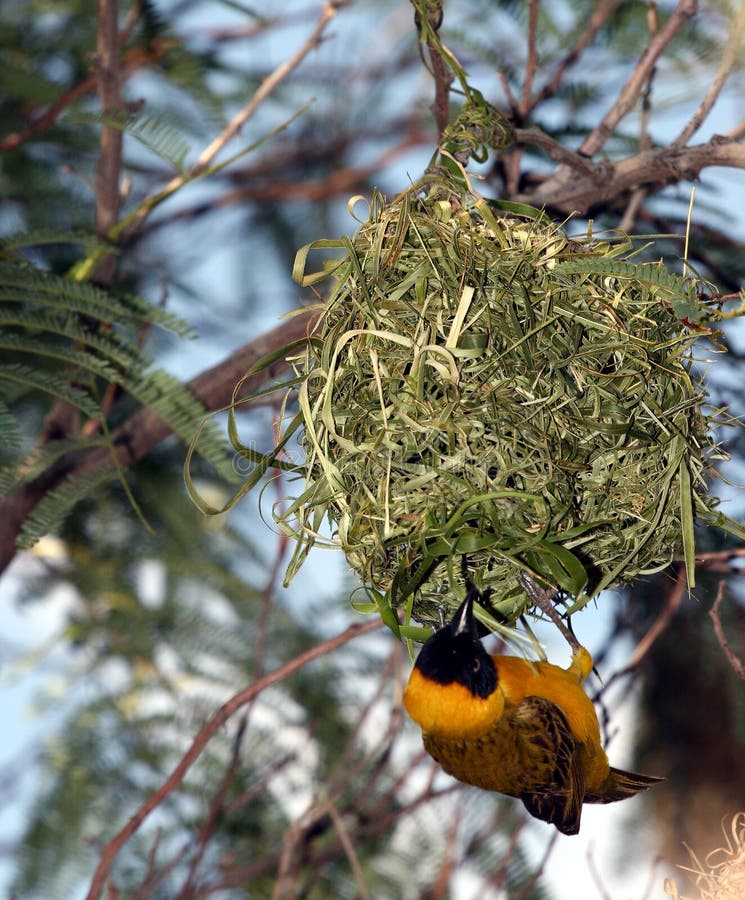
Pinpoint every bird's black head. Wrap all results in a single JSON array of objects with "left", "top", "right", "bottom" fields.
[{"left": 414, "top": 585, "right": 497, "bottom": 699}]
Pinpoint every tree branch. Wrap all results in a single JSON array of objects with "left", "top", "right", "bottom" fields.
[
  {"left": 513, "top": 126, "right": 600, "bottom": 178},
  {"left": 94, "top": 0, "right": 124, "bottom": 268},
  {"left": 420, "top": 2, "right": 452, "bottom": 138},
  {"left": 709, "top": 582, "right": 745, "bottom": 681},
  {"left": 121, "top": 0, "right": 346, "bottom": 242},
  {"left": 519, "top": 0, "right": 540, "bottom": 119},
  {"left": 671, "top": 2, "right": 745, "bottom": 148},
  {"left": 579, "top": 0, "right": 699, "bottom": 158},
  {"left": 85, "top": 615, "right": 383, "bottom": 900},
  {"left": 514, "top": 135, "right": 745, "bottom": 215},
  {"left": 529, "top": 0, "right": 700, "bottom": 205},
  {"left": 527, "top": 0, "right": 624, "bottom": 113},
  {"left": 0, "top": 8, "right": 156, "bottom": 154}
]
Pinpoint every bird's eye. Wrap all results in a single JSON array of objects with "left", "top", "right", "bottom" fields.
[{"left": 473, "top": 659, "right": 480, "bottom": 673}]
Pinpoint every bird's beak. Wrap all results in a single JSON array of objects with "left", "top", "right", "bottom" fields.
[{"left": 451, "top": 585, "right": 479, "bottom": 638}]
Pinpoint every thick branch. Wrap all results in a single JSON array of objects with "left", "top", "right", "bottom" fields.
[
  {"left": 514, "top": 135, "right": 745, "bottom": 215},
  {"left": 0, "top": 308, "right": 319, "bottom": 577}
]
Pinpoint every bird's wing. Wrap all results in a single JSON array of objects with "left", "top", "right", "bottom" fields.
[{"left": 512, "top": 695, "right": 586, "bottom": 836}]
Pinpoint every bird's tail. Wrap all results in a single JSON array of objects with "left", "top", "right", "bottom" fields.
[{"left": 585, "top": 767, "right": 663, "bottom": 805}]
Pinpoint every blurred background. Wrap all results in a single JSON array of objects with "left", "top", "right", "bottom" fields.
[{"left": 1, "top": 1, "right": 744, "bottom": 897}]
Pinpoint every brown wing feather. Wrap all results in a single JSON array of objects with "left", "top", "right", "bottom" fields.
[{"left": 513, "top": 696, "right": 586, "bottom": 836}]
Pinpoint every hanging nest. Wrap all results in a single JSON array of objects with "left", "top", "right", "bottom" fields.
[{"left": 270, "top": 175, "right": 737, "bottom": 630}]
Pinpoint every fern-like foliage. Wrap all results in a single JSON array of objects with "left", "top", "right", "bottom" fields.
[
  {"left": 0, "top": 400, "right": 21, "bottom": 450},
  {"left": 553, "top": 258, "right": 703, "bottom": 322},
  {"left": 123, "top": 112, "right": 192, "bottom": 172},
  {"left": 0, "top": 435, "right": 109, "bottom": 496},
  {"left": 0, "top": 251, "right": 234, "bottom": 549},
  {"left": 67, "top": 110, "right": 193, "bottom": 172},
  {"left": 17, "top": 468, "right": 122, "bottom": 550},
  {"left": 0, "top": 362, "right": 103, "bottom": 419},
  {"left": 0, "top": 258, "right": 196, "bottom": 336}
]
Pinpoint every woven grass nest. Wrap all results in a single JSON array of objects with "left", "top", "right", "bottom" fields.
[{"left": 279, "top": 176, "right": 733, "bottom": 629}]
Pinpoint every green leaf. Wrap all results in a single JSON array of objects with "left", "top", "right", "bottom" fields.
[
  {"left": 678, "top": 459, "right": 696, "bottom": 589},
  {"left": 0, "top": 261, "right": 195, "bottom": 337},
  {"left": 522, "top": 541, "right": 588, "bottom": 596}
]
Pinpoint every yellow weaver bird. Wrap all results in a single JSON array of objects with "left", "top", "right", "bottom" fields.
[{"left": 403, "top": 580, "right": 662, "bottom": 835}]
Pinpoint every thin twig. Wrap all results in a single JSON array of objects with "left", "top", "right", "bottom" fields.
[
  {"left": 176, "top": 714, "right": 248, "bottom": 898},
  {"left": 196, "top": 4, "right": 341, "bottom": 174},
  {"left": 618, "top": 187, "right": 648, "bottom": 233},
  {"left": 528, "top": 0, "right": 624, "bottom": 113},
  {"left": 519, "top": 0, "right": 540, "bottom": 119},
  {"left": 518, "top": 572, "right": 580, "bottom": 652},
  {"left": 84, "top": 617, "right": 383, "bottom": 900},
  {"left": 672, "top": 3, "right": 745, "bottom": 148},
  {"left": 621, "top": 567, "right": 687, "bottom": 675},
  {"left": 618, "top": 5, "right": 656, "bottom": 232},
  {"left": 272, "top": 641, "right": 402, "bottom": 896},
  {"left": 135, "top": 132, "right": 421, "bottom": 240},
  {"left": 122, "top": 0, "right": 345, "bottom": 240},
  {"left": 512, "top": 831, "right": 559, "bottom": 900},
  {"left": 130, "top": 838, "right": 189, "bottom": 900},
  {"left": 709, "top": 581, "right": 745, "bottom": 681},
  {"left": 429, "top": 804, "right": 462, "bottom": 898},
  {"left": 640, "top": 855, "right": 666, "bottom": 900},
  {"left": 513, "top": 126, "right": 600, "bottom": 177},
  {"left": 323, "top": 796, "right": 372, "bottom": 900},
  {"left": 497, "top": 69, "right": 519, "bottom": 119},
  {"left": 586, "top": 841, "right": 614, "bottom": 900},
  {"left": 486, "top": 813, "right": 525, "bottom": 893},
  {"left": 212, "top": 780, "right": 460, "bottom": 892},
  {"left": 594, "top": 567, "right": 687, "bottom": 710},
  {"left": 325, "top": 641, "right": 403, "bottom": 794}
]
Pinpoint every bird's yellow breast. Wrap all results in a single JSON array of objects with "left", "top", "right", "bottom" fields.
[{"left": 403, "top": 666, "right": 505, "bottom": 739}]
